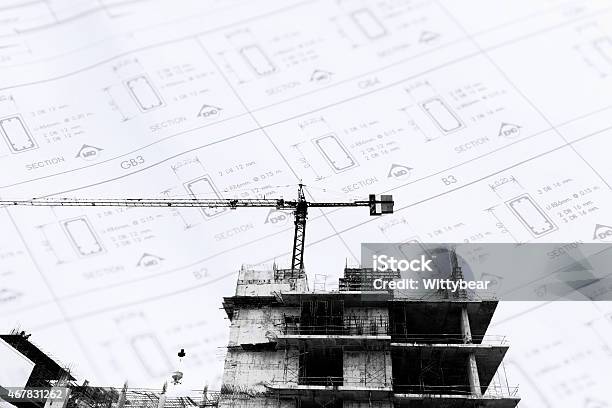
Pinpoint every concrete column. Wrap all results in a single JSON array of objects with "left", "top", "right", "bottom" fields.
[
  {"left": 157, "top": 394, "right": 167, "bottom": 408},
  {"left": 157, "top": 383, "right": 167, "bottom": 408},
  {"left": 467, "top": 352, "right": 482, "bottom": 397},
  {"left": 117, "top": 382, "right": 128, "bottom": 408},
  {"left": 460, "top": 306, "right": 472, "bottom": 344},
  {"left": 460, "top": 306, "right": 481, "bottom": 396}
]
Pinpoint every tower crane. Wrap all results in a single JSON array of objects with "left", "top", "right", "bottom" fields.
[{"left": 1, "top": 184, "right": 393, "bottom": 271}]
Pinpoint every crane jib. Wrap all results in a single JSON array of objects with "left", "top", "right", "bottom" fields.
[
  {"left": 0, "top": 196, "right": 393, "bottom": 211},
  {"left": 1, "top": 187, "right": 393, "bottom": 271}
]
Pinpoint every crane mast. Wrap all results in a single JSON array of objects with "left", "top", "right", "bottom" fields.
[
  {"left": 292, "top": 185, "right": 308, "bottom": 272},
  {"left": 1, "top": 184, "right": 393, "bottom": 271}
]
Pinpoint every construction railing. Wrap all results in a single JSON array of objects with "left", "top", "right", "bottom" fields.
[
  {"left": 272, "top": 376, "right": 392, "bottom": 388},
  {"left": 282, "top": 315, "right": 389, "bottom": 336},
  {"left": 393, "top": 383, "right": 520, "bottom": 398},
  {"left": 296, "top": 376, "right": 344, "bottom": 387},
  {"left": 67, "top": 387, "right": 222, "bottom": 408},
  {"left": 484, "top": 384, "right": 521, "bottom": 398},
  {"left": 393, "top": 383, "right": 471, "bottom": 395},
  {"left": 270, "top": 378, "right": 518, "bottom": 397},
  {"left": 388, "top": 333, "right": 508, "bottom": 345}
]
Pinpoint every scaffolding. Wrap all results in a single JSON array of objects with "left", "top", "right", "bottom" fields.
[
  {"left": 67, "top": 386, "right": 221, "bottom": 408},
  {"left": 282, "top": 315, "right": 389, "bottom": 336},
  {"left": 338, "top": 268, "right": 400, "bottom": 292}
]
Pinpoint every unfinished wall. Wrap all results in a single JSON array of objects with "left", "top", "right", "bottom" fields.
[
  {"left": 222, "top": 349, "right": 300, "bottom": 392},
  {"left": 229, "top": 307, "right": 300, "bottom": 346},
  {"left": 218, "top": 396, "right": 295, "bottom": 408},
  {"left": 344, "top": 307, "right": 388, "bottom": 336},
  {"left": 343, "top": 351, "right": 392, "bottom": 388},
  {"left": 236, "top": 269, "right": 308, "bottom": 296}
]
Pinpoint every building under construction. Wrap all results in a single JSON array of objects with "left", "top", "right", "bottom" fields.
[
  {"left": 1, "top": 254, "right": 520, "bottom": 408},
  {"left": 219, "top": 256, "right": 520, "bottom": 408}
]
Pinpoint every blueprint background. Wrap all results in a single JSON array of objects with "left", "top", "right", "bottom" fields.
[{"left": 1, "top": 0, "right": 612, "bottom": 406}]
